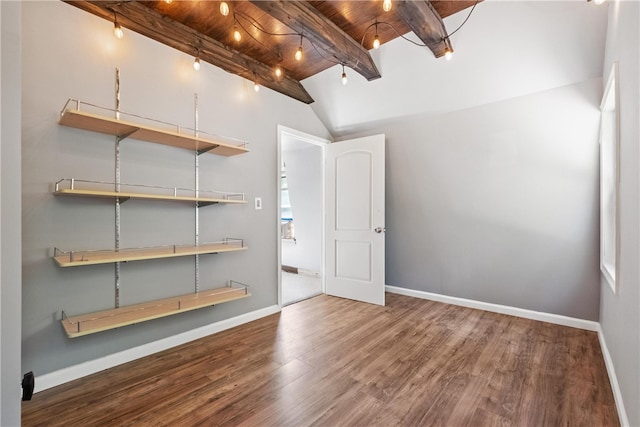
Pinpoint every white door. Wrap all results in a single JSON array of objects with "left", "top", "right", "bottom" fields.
[{"left": 325, "top": 134, "right": 385, "bottom": 305}]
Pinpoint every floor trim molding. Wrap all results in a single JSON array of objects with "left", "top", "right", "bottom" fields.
[
  {"left": 596, "top": 325, "right": 630, "bottom": 426},
  {"left": 385, "top": 285, "right": 599, "bottom": 331},
  {"left": 35, "top": 304, "right": 281, "bottom": 393}
]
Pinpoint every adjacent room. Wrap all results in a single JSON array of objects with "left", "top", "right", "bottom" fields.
[{"left": 0, "top": 0, "right": 638, "bottom": 425}]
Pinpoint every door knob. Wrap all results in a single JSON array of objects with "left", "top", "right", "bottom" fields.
[{"left": 374, "top": 227, "right": 385, "bottom": 234}]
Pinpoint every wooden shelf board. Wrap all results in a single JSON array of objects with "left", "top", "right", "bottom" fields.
[
  {"left": 59, "top": 109, "right": 249, "bottom": 157},
  {"left": 54, "top": 188, "right": 247, "bottom": 206},
  {"left": 62, "top": 286, "right": 251, "bottom": 338},
  {"left": 54, "top": 243, "right": 248, "bottom": 267}
]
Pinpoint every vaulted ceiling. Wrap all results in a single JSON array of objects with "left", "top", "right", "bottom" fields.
[
  {"left": 64, "top": 0, "right": 478, "bottom": 104},
  {"left": 302, "top": 1, "right": 609, "bottom": 136}
]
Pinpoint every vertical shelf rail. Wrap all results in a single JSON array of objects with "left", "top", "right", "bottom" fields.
[
  {"left": 115, "top": 67, "right": 122, "bottom": 309},
  {"left": 194, "top": 93, "right": 200, "bottom": 293}
]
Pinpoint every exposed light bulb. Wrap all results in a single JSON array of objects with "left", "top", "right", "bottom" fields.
[
  {"left": 341, "top": 66, "right": 348, "bottom": 86},
  {"left": 164, "top": 0, "right": 173, "bottom": 4},
  {"left": 444, "top": 48, "right": 453, "bottom": 61},
  {"left": 294, "top": 35, "right": 303, "bottom": 61},
  {"left": 593, "top": 0, "right": 605, "bottom": 4},
  {"left": 275, "top": 65, "right": 283, "bottom": 78},
  {"left": 193, "top": 57, "right": 201, "bottom": 71},
  {"left": 383, "top": 0, "right": 392, "bottom": 12},
  {"left": 373, "top": 34, "right": 380, "bottom": 49},
  {"left": 220, "top": 1, "right": 230, "bottom": 16},
  {"left": 113, "top": 21, "right": 124, "bottom": 39},
  {"left": 254, "top": 81, "right": 260, "bottom": 92},
  {"left": 233, "top": 26, "right": 242, "bottom": 42}
]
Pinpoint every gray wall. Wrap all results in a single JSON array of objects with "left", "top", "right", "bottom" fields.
[
  {"left": 282, "top": 144, "right": 323, "bottom": 273},
  {"left": 340, "top": 78, "right": 603, "bottom": 321},
  {"left": 600, "top": 2, "right": 640, "bottom": 425},
  {"left": 21, "top": 2, "right": 329, "bottom": 377},
  {"left": 1, "top": 2, "right": 22, "bottom": 425}
]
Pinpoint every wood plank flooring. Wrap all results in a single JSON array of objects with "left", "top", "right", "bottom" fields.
[{"left": 22, "top": 293, "right": 620, "bottom": 426}]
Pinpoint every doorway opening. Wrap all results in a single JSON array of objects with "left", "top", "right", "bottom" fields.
[{"left": 277, "top": 126, "right": 329, "bottom": 306}]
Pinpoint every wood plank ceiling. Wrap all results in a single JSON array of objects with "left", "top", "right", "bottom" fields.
[{"left": 64, "top": 0, "right": 478, "bottom": 104}]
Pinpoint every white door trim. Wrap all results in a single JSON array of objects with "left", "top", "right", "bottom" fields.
[{"left": 276, "top": 125, "right": 331, "bottom": 307}]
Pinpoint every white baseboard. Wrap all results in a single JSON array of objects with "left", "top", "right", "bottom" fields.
[
  {"left": 597, "top": 325, "right": 630, "bottom": 427},
  {"left": 384, "top": 286, "right": 632, "bottom": 423},
  {"left": 35, "top": 304, "right": 281, "bottom": 393},
  {"left": 385, "top": 285, "right": 599, "bottom": 331}
]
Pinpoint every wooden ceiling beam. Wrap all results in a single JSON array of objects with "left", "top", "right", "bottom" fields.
[
  {"left": 396, "top": 0, "right": 453, "bottom": 58},
  {"left": 64, "top": 1, "right": 315, "bottom": 104},
  {"left": 249, "top": 0, "right": 381, "bottom": 81}
]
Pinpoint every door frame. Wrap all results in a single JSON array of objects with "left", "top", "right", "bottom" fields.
[{"left": 276, "top": 125, "right": 331, "bottom": 307}]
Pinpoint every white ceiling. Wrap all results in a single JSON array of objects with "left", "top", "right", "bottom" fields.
[{"left": 302, "top": 1, "right": 609, "bottom": 137}]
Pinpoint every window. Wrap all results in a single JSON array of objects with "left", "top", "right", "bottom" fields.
[
  {"left": 600, "top": 63, "right": 620, "bottom": 293},
  {"left": 281, "top": 163, "right": 295, "bottom": 241},
  {"left": 281, "top": 172, "right": 293, "bottom": 221}
]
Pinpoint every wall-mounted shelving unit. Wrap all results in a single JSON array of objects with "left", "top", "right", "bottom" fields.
[
  {"left": 61, "top": 281, "right": 251, "bottom": 338},
  {"left": 54, "top": 86, "right": 251, "bottom": 338},
  {"left": 59, "top": 98, "right": 249, "bottom": 156},
  {"left": 53, "top": 239, "right": 246, "bottom": 267},
  {"left": 54, "top": 179, "right": 247, "bottom": 207}
]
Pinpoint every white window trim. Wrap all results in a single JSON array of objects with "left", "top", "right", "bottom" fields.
[{"left": 600, "top": 62, "right": 621, "bottom": 294}]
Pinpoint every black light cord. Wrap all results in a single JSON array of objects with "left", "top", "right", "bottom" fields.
[
  {"left": 200, "top": 0, "right": 480, "bottom": 78},
  {"left": 446, "top": 0, "right": 480, "bottom": 38},
  {"left": 360, "top": 0, "right": 480, "bottom": 49},
  {"left": 360, "top": 20, "right": 436, "bottom": 48},
  {"left": 235, "top": 9, "right": 348, "bottom": 69}
]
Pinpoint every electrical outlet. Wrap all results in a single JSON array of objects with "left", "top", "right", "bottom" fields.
[{"left": 255, "top": 197, "right": 262, "bottom": 210}]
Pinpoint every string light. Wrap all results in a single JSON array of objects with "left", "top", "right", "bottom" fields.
[
  {"left": 444, "top": 47, "right": 453, "bottom": 61},
  {"left": 220, "top": 1, "right": 230, "bottom": 16},
  {"left": 193, "top": 56, "right": 201, "bottom": 71},
  {"left": 383, "top": 0, "right": 392, "bottom": 12},
  {"left": 113, "top": 12, "right": 124, "bottom": 39},
  {"left": 341, "top": 65, "right": 348, "bottom": 86},
  {"left": 372, "top": 22, "right": 380, "bottom": 49},
  {"left": 295, "top": 35, "right": 303, "bottom": 61}
]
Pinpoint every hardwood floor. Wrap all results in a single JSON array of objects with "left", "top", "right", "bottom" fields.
[{"left": 22, "top": 293, "right": 619, "bottom": 426}]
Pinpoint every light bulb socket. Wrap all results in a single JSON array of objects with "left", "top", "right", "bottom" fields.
[
  {"left": 341, "top": 65, "right": 347, "bottom": 85},
  {"left": 112, "top": 11, "right": 124, "bottom": 39}
]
